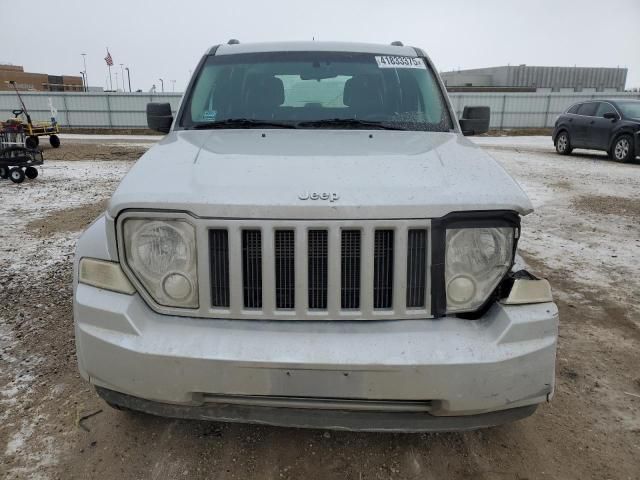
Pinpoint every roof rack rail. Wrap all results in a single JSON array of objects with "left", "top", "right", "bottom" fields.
[
  {"left": 390, "top": 41, "right": 404, "bottom": 46},
  {"left": 227, "top": 39, "right": 240, "bottom": 45}
]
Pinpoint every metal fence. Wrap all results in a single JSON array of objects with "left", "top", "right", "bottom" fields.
[{"left": 1, "top": 91, "right": 639, "bottom": 130}]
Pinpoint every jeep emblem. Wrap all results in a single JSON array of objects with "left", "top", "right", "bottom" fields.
[{"left": 299, "top": 192, "right": 340, "bottom": 202}]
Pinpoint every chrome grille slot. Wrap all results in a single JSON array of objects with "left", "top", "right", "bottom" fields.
[
  {"left": 406, "top": 229, "right": 427, "bottom": 308},
  {"left": 373, "top": 230, "right": 394, "bottom": 309},
  {"left": 242, "top": 230, "right": 262, "bottom": 309},
  {"left": 209, "top": 229, "right": 230, "bottom": 307},
  {"left": 308, "top": 230, "right": 328, "bottom": 309},
  {"left": 341, "top": 230, "right": 361, "bottom": 309},
  {"left": 275, "top": 230, "right": 295, "bottom": 309}
]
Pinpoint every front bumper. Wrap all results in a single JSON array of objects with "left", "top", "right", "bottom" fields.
[{"left": 75, "top": 282, "right": 558, "bottom": 431}]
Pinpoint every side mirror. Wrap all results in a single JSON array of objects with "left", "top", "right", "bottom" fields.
[
  {"left": 603, "top": 112, "right": 618, "bottom": 121},
  {"left": 147, "top": 102, "right": 173, "bottom": 133},
  {"left": 459, "top": 106, "right": 490, "bottom": 136}
]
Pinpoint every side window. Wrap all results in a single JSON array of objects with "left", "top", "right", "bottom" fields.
[
  {"left": 567, "top": 104, "right": 580, "bottom": 114},
  {"left": 595, "top": 102, "right": 616, "bottom": 118},
  {"left": 577, "top": 102, "right": 597, "bottom": 116}
]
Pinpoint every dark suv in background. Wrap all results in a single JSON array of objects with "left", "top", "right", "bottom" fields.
[{"left": 553, "top": 99, "right": 640, "bottom": 162}]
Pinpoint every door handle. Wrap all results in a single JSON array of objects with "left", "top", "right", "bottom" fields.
[{"left": 590, "top": 120, "right": 595, "bottom": 124}]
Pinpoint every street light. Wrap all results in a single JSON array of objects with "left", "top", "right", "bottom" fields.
[
  {"left": 81, "top": 53, "right": 88, "bottom": 92},
  {"left": 125, "top": 67, "right": 132, "bottom": 92},
  {"left": 170, "top": 79, "right": 176, "bottom": 92},
  {"left": 114, "top": 71, "right": 119, "bottom": 92},
  {"left": 79, "top": 71, "right": 86, "bottom": 92},
  {"left": 119, "top": 64, "right": 125, "bottom": 91},
  {"left": 158, "top": 78, "right": 164, "bottom": 93}
]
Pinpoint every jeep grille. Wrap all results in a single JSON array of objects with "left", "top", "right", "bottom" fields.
[{"left": 205, "top": 220, "right": 431, "bottom": 320}]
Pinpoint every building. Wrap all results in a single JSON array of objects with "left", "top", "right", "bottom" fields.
[
  {"left": 440, "top": 65, "right": 628, "bottom": 93},
  {"left": 0, "top": 64, "right": 84, "bottom": 92}
]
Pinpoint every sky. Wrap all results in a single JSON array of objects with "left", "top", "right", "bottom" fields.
[{"left": 2, "top": 0, "right": 639, "bottom": 92}]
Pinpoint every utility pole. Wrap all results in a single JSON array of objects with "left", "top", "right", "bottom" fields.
[
  {"left": 125, "top": 67, "right": 132, "bottom": 92},
  {"left": 119, "top": 64, "right": 125, "bottom": 91},
  {"left": 159, "top": 78, "right": 164, "bottom": 92},
  {"left": 81, "top": 53, "right": 88, "bottom": 91}
]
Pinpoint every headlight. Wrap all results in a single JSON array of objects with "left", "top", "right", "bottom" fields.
[
  {"left": 445, "top": 227, "right": 515, "bottom": 313},
  {"left": 122, "top": 219, "right": 198, "bottom": 308}
]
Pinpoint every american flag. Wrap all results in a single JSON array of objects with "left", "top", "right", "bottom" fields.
[{"left": 104, "top": 51, "right": 113, "bottom": 66}]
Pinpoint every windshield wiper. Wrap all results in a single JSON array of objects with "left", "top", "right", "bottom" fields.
[
  {"left": 297, "top": 118, "right": 407, "bottom": 131},
  {"left": 193, "top": 118, "right": 297, "bottom": 129}
]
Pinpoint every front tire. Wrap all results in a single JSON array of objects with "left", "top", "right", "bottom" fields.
[
  {"left": 9, "top": 167, "right": 25, "bottom": 184},
  {"left": 0, "top": 165, "right": 9, "bottom": 179},
  {"left": 610, "top": 135, "right": 634, "bottom": 163},
  {"left": 49, "top": 134, "right": 61, "bottom": 148},
  {"left": 555, "top": 131, "right": 572, "bottom": 155}
]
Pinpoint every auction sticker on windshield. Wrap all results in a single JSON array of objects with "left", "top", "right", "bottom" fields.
[{"left": 375, "top": 56, "right": 426, "bottom": 69}]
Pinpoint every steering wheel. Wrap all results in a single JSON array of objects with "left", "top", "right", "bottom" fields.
[{"left": 12, "top": 109, "right": 24, "bottom": 117}]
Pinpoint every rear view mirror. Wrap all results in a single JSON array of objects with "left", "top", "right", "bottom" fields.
[
  {"left": 459, "top": 106, "right": 490, "bottom": 136},
  {"left": 147, "top": 103, "right": 173, "bottom": 133},
  {"left": 603, "top": 112, "right": 618, "bottom": 120}
]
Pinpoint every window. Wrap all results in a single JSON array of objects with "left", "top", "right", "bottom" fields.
[
  {"left": 577, "top": 102, "right": 597, "bottom": 116},
  {"left": 567, "top": 104, "right": 580, "bottom": 114},
  {"left": 595, "top": 102, "right": 616, "bottom": 118},
  {"left": 181, "top": 51, "right": 452, "bottom": 131},
  {"left": 616, "top": 101, "right": 640, "bottom": 119}
]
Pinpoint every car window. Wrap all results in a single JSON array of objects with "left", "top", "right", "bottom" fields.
[
  {"left": 182, "top": 51, "right": 453, "bottom": 131},
  {"left": 577, "top": 102, "right": 597, "bottom": 116},
  {"left": 595, "top": 102, "right": 616, "bottom": 117},
  {"left": 567, "top": 104, "right": 580, "bottom": 114},
  {"left": 616, "top": 101, "right": 640, "bottom": 119}
]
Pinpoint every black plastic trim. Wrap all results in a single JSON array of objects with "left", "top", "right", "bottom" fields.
[
  {"left": 96, "top": 387, "right": 537, "bottom": 433},
  {"left": 430, "top": 210, "right": 521, "bottom": 318}
]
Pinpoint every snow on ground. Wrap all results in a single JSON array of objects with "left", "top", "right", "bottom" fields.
[
  {"left": 471, "top": 135, "right": 554, "bottom": 151},
  {"left": 0, "top": 161, "right": 133, "bottom": 277},
  {"left": 485, "top": 147, "right": 640, "bottom": 319}
]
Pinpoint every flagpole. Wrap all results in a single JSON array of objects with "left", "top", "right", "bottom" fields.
[{"left": 106, "top": 48, "right": 113, "bottom": 91}]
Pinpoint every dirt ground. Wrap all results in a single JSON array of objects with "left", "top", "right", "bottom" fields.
[{"left": 1, "top": 140, "right": 639, "bottom": 479}]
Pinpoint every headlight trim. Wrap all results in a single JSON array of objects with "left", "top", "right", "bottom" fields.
[{"left": 431, "top": 210, "right": 520, "bottom": 318}]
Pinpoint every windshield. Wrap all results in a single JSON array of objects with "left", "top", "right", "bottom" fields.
[
  {"left": 616, "top": 101, "right": 640, "bottom": 119},
  {"left": 180, "top": 51, "right": 453, "bottom": 131}
]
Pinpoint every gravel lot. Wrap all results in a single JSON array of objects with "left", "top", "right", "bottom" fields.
[{"left": 1, "top": 139, "right": 639, "bottom": 479}]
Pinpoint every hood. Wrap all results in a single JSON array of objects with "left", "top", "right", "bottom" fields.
[{"left": 109, "top": 129, "right": 533, "bottom": 219}]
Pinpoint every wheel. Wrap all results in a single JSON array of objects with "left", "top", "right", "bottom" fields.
[
  {"left": 25, "top": 166, "right": 39, "bottom": 179},
  {"left": 25, "top": 136, "right": 39, "bottom": 149},
  {"left": 9, "top": 167, "right": 25, "bottom": 184},
  {"left": 0, "top": 165, "right": 9, "bottom": 179},
  {"left": 610, "top": 134, "right": 634, "bottom": 163},
  {"left": 555, "top": 131, "right": 572, "bottom": 155},
  {"left": 49, "top": 134, "right": 61, "bottom": 148}
]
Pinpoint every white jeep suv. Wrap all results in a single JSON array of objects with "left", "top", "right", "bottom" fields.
[{"left": 73, "top": 41, "right": 558, "bottom": 432}]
